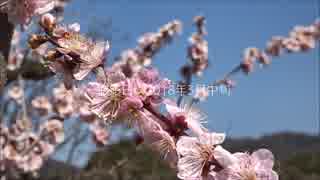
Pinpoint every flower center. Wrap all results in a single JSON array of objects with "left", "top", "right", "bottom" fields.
[{"left": 240, "top": 169, "right": 257, "bottom": 180}]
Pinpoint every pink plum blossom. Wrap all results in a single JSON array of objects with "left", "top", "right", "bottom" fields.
[
  {"left": 176, "top": 134, "right": 234, "bottom": 180},
  {"left": 164, "top": 99, "right": 207, "bottom": 136},
  {"left": 45, "top": 23, "right": 109, "bottom": 88},
  {"left": 31, "top": 96, "right": 52, "bottom": 116},
  {"left": 85, "top": 71, "right": 127, "bottom": 122},
  {"left": 90, "top": 124, "right": 109, "bottom": 146},
  {"left": 216, "top": 149, "right": 278, "bottom": 180},
  {"left": 40, "top": 119, "right": 64, "bottom": 145}
]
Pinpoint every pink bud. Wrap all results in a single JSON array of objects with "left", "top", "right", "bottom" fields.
[
  {"left": 241, "top": 59, "right": 254, "bottom": 74},
  {"left": 40, "top": 13, "right": 56, "bottom": 30}
]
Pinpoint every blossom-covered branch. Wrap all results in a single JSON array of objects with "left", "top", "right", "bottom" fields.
[
  {"left": 0, "top": 1, "right": 319, "bottom": 179},
  {"left": 211, "top": 19, "right": 320, "bottom": 91}
]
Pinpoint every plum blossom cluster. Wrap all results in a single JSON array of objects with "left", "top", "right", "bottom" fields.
[
  {"left": 243, "top": 20, "right": 320, "bottom": 73},
  {"left": 40, "top": 84, "right": 98, "bottom": 121},
  {"left": 212, "top": 19, "right": 320, "bottom": 88},
  {"left": 0, "top": 119, "right": 64, "bottom": 174},
  {"left": 24, "top": 14, "right": 320, "bottom": 180},
  {"left": 1, "top": 3, "right": 319, "bottom": 178},
  {"left": 111, "top": 20, "right": 182, "bottom": 77},
  {"left": 188, "top": 16, "right": 209, "bottom": 76},
  {"left": 79, "top": 18, "right": 319, "bottom": 180},
  {"left": 177, "top": 16, "right": 210, "bottom": 103},
  {"left": 28, "top": 13, "right": 109, "bottom": 89},
  {"left": 32, "top": 84, "right": 102, "bottom": 142}
]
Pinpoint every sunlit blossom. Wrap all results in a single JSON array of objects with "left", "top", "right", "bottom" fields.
[
  {"left": 216, "top": 149, "right": 278, "bottom": 180},
  {"left": 176, "top": 134, "right": 234, "bottom": 179},
  {"left": 165, "top": 99, "right": 207, "bottom": 136}
]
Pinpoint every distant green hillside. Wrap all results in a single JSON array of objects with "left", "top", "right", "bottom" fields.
[
  {"left": 34, "top": 132, "right": 320, "bottom": 180},
  {"left": 224, "top": 132, "right": 320, "bottom": 160}
]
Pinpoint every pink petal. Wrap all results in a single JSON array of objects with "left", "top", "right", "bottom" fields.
[
  {"left": 213, "top": 146, "right": 236, "bottom": 168},
  {"left": 252, "top": 149, "right": 275, "bottom": 170}
]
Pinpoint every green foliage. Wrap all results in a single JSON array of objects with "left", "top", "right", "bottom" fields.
[
  {"left": 83, "top": 140, "right": 177, "bottom": 180},
  {"left": 34, "top": 132, "right": 320, "bottom": 180},
  {"left": 278, "top": 152, "right": 320, "bottom": 180}
]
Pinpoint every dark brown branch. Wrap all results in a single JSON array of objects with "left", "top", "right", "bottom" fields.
[{"left": 0, "top": 12, "right": 14, "bottom": 60}]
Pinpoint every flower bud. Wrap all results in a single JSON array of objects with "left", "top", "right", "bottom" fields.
[
  {"left": 40, "top": 13, "right": 56, "bottom": 30},
  {"left": 28, "top": 34, "right": 48, "bottom": 49},
  {"left": 258, "top": 52, "right": 271, "bottom": 66},
  {"left": 240, "top": 59, "right": 254, "bottom": 74}
]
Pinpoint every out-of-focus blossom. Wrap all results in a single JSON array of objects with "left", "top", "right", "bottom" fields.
[
  {"left": 241, "top": 47, "right": 272, "bottom": 73},
  {"left": 290, "top": 25, "right": 316, "bottom": 51},
  {"left": 18, "top": 153, "right": 43, "bottom": 172},
  {"left": 216, "top": 149, "right": 278, "bottom": 180},
  {"left": 176, "top": 134, "right": 233, "bottom": 180},
  {"left": 40, "top": 13, "right": 56, "bottom": 30},
  {"left": 265, "top": 36, "right": 284, "bottom": 57},
  {"left": 0, "top": 126, "right": 9, "bottom": 148},
  {"left": 37, "top": 141, "right": 55, "bottom": 157},
  {"left": 32, "top": 96, "right": 52, "bottom": 116},
  {"left": 1, "top": 119, "right": 62, "bottom": 174},
  {"left": 53, "top": 83, "right": 68, "bottom": 100},
  {"left": 11, "top": 119, "right": 33, "bottom": 135},
  {"left": 90, "top": 124, "right": 109, "bottom": 146},
  {"left": 5, "top": 0, "right": 56, "bottom": 29},
  {"left": 52, "top": 84, "right": 74, "bottom": 117},
  {"left": 312, "top": 19, "right": 320, "bottom": 39},
  {"left": 7, "top": 29, "right": 24, "bottom": 71},
  {"left": 40, "top": 119, "right": 64, "bottom": 144},
  {"left": 7, "top": 49, "right": 24, "bottom": 71},
  {"left": 112, "top": 49, "right": 152, "bottom": 77},
  {"left": 72, "top": 87, "right": 97, "bottom": 123},
  {"left": 188, "top": 33, "right": 209, "bottom": 76},
  {"left": 111, "top": 20, "right": 181, "bottom": 77},
  {"left": 257, "top": 52, "right": 271, "bottom": 66},
  {"left": 182, "top": 15, "right": 209, "bottom": 78},
  {"left": 282, "top": 38, "right": 301, "bottom": 52},
  {"left": 78, "top": 101, "right": 95, "bottom": 122},
  {"left": 8, "top": 85, "right": 23, "bottom": 103},
  {"left": 3, "top": 144, "right": 22, "bottom": 162},
  {"left": 241, "top": 48, "right": 256, "bottom": 74}
]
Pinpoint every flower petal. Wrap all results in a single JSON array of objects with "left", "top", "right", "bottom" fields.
[{"left": 213, "top": 146, "right": 237, "bottom": 168}]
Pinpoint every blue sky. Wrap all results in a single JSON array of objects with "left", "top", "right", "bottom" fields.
[{"left": 63, "top": 0, "right": 319, "bottom": 137}]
